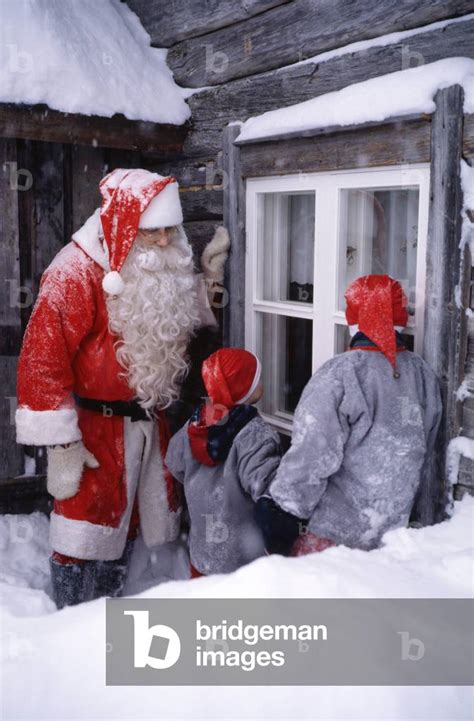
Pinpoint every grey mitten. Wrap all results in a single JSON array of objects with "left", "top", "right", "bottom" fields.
[{"left": 46, "top": 441, "right": 99, "bottom": 500}]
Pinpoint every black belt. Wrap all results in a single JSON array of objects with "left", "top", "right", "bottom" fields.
[{"left": 74, "top": 394, "right": 151, "bottom": 421}]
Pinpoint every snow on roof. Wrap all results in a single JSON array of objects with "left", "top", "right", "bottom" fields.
[
  {"left": 0, "top": 0, "right": 190, "bottom": 124},
  {"left": 236, "top": 57, "right": 474, "bottom": 143}
]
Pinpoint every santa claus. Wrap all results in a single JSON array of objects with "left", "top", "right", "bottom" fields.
[{"left": 15, "top": 168, "right": 230, "bottom": 608}]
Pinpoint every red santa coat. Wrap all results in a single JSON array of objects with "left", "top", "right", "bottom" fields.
[{"left": 16, "top": 209, "right": 215, "bottom": 560}]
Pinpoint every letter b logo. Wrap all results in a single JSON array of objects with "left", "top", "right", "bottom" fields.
[{"left": 124, "top": 611, "right": 181, "bottom": 669}]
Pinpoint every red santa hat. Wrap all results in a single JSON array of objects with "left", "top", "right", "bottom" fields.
[
  {"left": 201, "top": 348, "right": 262, "bottom": 410},
  {"left": 344, "top": 274, "right": 409, "bottom": 370},
  {"left": 99, "top": 168, "right": 183, "bottom": 295}
]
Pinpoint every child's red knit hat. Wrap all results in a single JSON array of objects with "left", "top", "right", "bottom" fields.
[
  {"left": 201, "top": 348, "right": 261, "bottom": 409},
  {"left": 345, "top": 274, "right": 408, "bottom": 369}
]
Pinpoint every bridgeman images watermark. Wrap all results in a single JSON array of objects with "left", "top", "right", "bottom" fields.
[{"left": 106, "top": 599, "right": 474, "bottom": 686}]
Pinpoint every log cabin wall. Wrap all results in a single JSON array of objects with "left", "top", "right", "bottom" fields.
[
  {"left": 126, "top": 0, "right": 474, "bottom": 496},
  {"left": 130, "top": 1, "right": 474, "bottom": 247}
]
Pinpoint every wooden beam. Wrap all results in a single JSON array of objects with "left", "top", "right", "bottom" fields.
[
  {"left": 0, "top": 475, "right": 51, "bottom": 515},
  {"left": 183, "top": 219, "right": 222, "bottom": 271},
  {"left": 235, "top": 112, "right": 431, "bottom": 146},
  {"left": 222, "top": 124, "right": 246, "bottom": 347},
  {"left": 464, "top": 113, "right": 474, "bottom": 159},
  {"left": 185, "top": 16, "right": 474, "bottom": 155},
  {"left": 0, "top": 138, "right": 24, "bottom": 479},
  {"left": 239, "top": 116, "right": 432, "bottom": 177},
  {"left": 168, "top": 0, "right": 474, "bottom": 87},
  {"left": 0, "top": 103, "right": 189, "bottom": 155},
  {"left": 125, "top": 0, "right": 289, "bottom": 47},
  {"left": 421, "top": 84, "right": 466, "bottom": 524}
]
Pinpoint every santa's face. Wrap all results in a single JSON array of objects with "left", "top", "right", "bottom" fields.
[
  {"left": 135, "top": 226, "right": 178, "bottom": 248},
  {"left": 106, "top": 227, "right": 200, "bottom": 411}
]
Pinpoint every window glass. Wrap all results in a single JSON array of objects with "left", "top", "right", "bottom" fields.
[
  {"left": 257, "top": 313, "right": 313, "bottom": 416},
  {"left": 258, "top": 192, "right": 315, "bottom": 304},
  {"left": 338, "top": 187, "right": 419, "bottom": 317}
]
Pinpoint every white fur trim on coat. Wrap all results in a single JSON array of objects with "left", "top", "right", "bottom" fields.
[
  {"left": 71, "top": 209, "right": 110, "bottom": 272},
  {"left": 236, "top": 355, "right": 262, "bottom": 405},
  {"left": 49, "top": 417, "right": 181, "bottom": 560},
  {"left": 16, "top": 407, "right": 82, "bottom": 446}
]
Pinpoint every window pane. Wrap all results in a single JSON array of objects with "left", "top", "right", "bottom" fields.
[
  {"left": 257, "top": 313, "right": 313, "bottom": 417},
  {"left": 338, "top": 187, "right": 419, "bottom": 315},
  {"left": 258, "top": 192, "right": 315, "bottom": 304}
]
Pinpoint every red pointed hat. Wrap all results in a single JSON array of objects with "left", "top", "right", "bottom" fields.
[
  {"left": 99, "top": 168, "right": 183, "bottom": 295},
  {"left": 345, "top": 274, "right": 409, "bottom": 368},
  {"left": 202, "top": 348, "right": 262, "bottom": 409}
]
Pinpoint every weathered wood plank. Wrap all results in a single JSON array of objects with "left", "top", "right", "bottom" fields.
[
  {"left": 71, "top": 145, "right": 105, "bottom": 232},
  {"left": 16, "top": 140, "right": 66, "bottom": 310},
  {"left": 180, "top": 187, "right": 223, "bottom": 220},
  {"left": 0, "top": 357, "right": 24, "bottom": 479},
  {"left": 183, "top": 220, "right": 221, "bottom": 271},
  {"left": 126, "top": 0, "right": 289, "bottom": 47},
  {"left": 240, "top": 116, "right": 432, "bottom": 177},
  {"left": 0, "top": 103, "right": 188, "bottom": 155},
  {"left": 0, "top": 138, "right": 24, "bottom": 477},
  {"left": 144, "top": 154, "right": 225, "bottom": 189},
  {"left": 185, "top": 17, "right": 474, "bottom": 156},
  {"left": 464, "top": 114, "right": 474, "bottom": 159},
  {"left": 235, "top": 113, "right": 431, "bottom": 146},
  {"left": 453, "top": 482, "right": 474, "bottom": 499},
  {"left": 222, "top": 125, "right": 246, "bottom": 347},
  {"left": 421, "top": 85, "right": 465, "bottom": 523},
  {"left": 169, "top": 0, "right": 474, "bottom": 86},
  {"left": 0, "top": 475, "right": 51, "bottom": 515}
]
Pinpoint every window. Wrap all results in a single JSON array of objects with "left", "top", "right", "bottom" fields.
[{"left": 245, "top": 165, "right": 430, "bottom": 432}]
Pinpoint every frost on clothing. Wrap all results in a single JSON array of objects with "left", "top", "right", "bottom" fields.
[
  {"left": 14, "top": 219, "right": 213, "bottom": 560},
  {"left": 165, "top": 415, "right": 282, "bottom": 574},
  {"left": 268, "top": 350, "right": 443, "bottom": 550}
]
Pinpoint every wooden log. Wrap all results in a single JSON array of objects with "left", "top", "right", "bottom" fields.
[
  {"left": 0, "top": 138, "right": 24, "bottom": 478},
  {"left": 126, "top": 0, "right": 289, "bottom": 47},
  {"left": 0, "top": 475, "right": 51, "bottom": 515},
  {"left": 0, "top": 103, "right": 189, "bottom": 155},
  {"left": 180, "top": 187, "right": 223, "bottom": 220},
  {"left": 16, "top": 140, "right": 66, "bottom": 315},
  {"left": 464, "top": 114, "right": 474, "bottom": 159},
  {"left": 183, "top": 219, "right": 222, "bottom": 271},
  {"left": 240, "top": 116, "right": 432, "bottom": 177},
  {"left": 168, "top": 0, "right": 474, "bottom": 87},
  {"left": 71, "top": 145, "right": 105, "bottom": 232},
  {"left": 185, "top": 17, "right": 474, "bottom": 156},
  {"left": 144, "top": 154, "right": 225, "bottom": 189},
  {"left": 453, "top": 482, "right": 474, "bottom": 500},
  {"left": 420, "top": 84, "right": 466, "bottom": 524},
  {"left": 222, "top": 125, "right": 246, "bottom": 347}
]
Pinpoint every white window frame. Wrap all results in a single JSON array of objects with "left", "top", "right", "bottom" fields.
[{"left": 245, "top": 163, "right": 431, "bottom": 434}]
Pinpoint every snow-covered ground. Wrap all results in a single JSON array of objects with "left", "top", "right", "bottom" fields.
[
  {"left": 0, "top": 0, "right": 190, "bottom": 123},
  {"left": 1, "top": 497, "right": 473, "bottom": 719}
]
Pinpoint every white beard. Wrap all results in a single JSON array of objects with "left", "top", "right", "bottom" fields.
[{"left": 106, "top": 229, "right": 201, "bottom": 411}]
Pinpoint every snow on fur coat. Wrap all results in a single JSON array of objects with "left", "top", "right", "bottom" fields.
[
  {"left": 15, "top": 211, "right": 216, "bottom": 560},
  {"left": 267, "top": 345, "right": 443, "bottom": 550}
]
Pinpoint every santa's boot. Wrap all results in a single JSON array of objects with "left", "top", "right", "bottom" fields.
[
  {"left": 49, "top": 556, "right": 96, "bottom": 609},
  {"left": 92, "top": 539, "right": 135, "bottom": 600}
]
